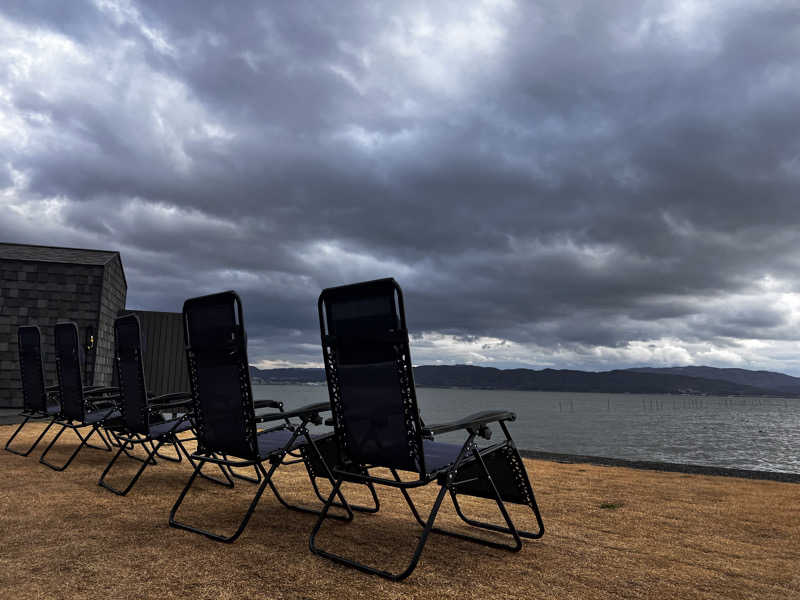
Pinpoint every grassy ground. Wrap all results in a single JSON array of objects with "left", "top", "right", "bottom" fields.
[{"left": 1, "top": 422, "right": 798, "bottom": 599}]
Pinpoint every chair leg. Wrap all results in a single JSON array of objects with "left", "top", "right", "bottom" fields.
[
  {"left": 154, "top": 439, "right": 182, "bottom": 463},
  {"left": 5, "top": 417, "right": 55, "bottom": 457},
  {"left": 392, "top": 469, "right": 515, "bottom": 549},
  {"left": 451, "top": 445, "right": 545, "bottom": 541},
  {"left": 98, "top": 437, "right": 166, "bottom": 496},
  {"left": 279, "top": 433, "right": 358, "bottom": 518},
  {"left": 117, "top": 437, "right": 158, "bottom": 465},
  {"left": 392, "top": 469, "right": 428, "bottom": 525},
  {"left": 196, "top": 456, "right": 235, "bottom": 487},
  {"left": 229, "top": 466, "right": 261, "bottom": 483},
  {"left": 175, "top": 431, "right": 233, "bottom": 487},
  {"left": 76, "top": 426, "right": 113, "bottom": 452},
  {"left": 94, "top": 427, "right": 114, "bottom": 451},
  {"left": 281, "top": 448, "right": 305, "bottom": 466},
  {"left": 187, "top": 450, "right": 234, "bottom": 488},
  {"left": 404, "top": 448, "right": 544, "bottom": 552},
  {"left": 105, "top": 428, "right": 123, "bottom": 447},
  {"left": 37, "top": 422, "right": 67, "bottom": 466},
  {"left": 459, "top": 446, "right": 523, "bottom": 550},
  {"left": 39, "top": 423, "right": 98, "bottom": 472},
  {"left": 393, "top": 452, "right": 536, "bottom": 552},
  {"left": 266, "top": 477, "right": 353, "bottom": 522},
  {"left": 169, "top": 428, "right": 353, "bottom": 543},
  {"left": 222, "top": 453, "right": 261, "bottom": 484},
  {"left": 309, "top": 480, "right": 449, "bottom": 581},
  {"left": 450, "top": 488, "right": 544, "bottom": 541},
  {"left": 308, "top": 472, "right": 380, "bottom": 514},
  {"left": 169, "top": 460, "right": 270, "bottom": 543}
]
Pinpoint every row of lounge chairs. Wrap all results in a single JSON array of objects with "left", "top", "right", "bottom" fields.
[{"left": 5, "top": 277, "right": 544, "bottom": 581}]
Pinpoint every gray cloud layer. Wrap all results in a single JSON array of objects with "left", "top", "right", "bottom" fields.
[{"left": 2, "top": 1, "right": 800, "bottom": 371}]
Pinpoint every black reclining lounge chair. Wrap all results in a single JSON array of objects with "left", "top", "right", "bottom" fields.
[
  {"left": 169, "top": 291, "right": 359, "bottom": 543},
  {"left": 97, "top": 313, "right": 210, "bottom": 496},
  {"left": 4, "top": 326, "right": 60, "bottom": 456},
  {"left": 310, "top": 278, "right": 545, "bottom": 581},
  {"left": 39, "top": 322, "right": 120, "bottom": 471}
]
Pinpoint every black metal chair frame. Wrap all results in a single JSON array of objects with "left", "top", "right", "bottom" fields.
[
  {"left": 98, "top": 313, "right": 225, "bottom": 496},
  {"left": 99, "top": 396, "right": 233, "bottom": 495},
  {"left": 39, "top": 322, "right": 119, "bottom": 472},
  {"left": 170, "top": 403, "right": 358, "bottom": 543},
  {"left": 298, "top": 431, "right": 380, "bottom": 514},
  {"left": 97, "top": 313, "right": 191, "bottom": 496},
  {"left": 169, "top": 291, "right": 370, "bottom": 544},
  {"left": 38, "top": 396, "right": 118, "bottom": 472},
  {"left": 5, "top": 326, "right": 60, "bottom": 456},
  {"left": 309, "top": 278, "right": 545, "bottom": 581},
  {"left": 217, "top": 416, "right": 381, "bottom": 515}
]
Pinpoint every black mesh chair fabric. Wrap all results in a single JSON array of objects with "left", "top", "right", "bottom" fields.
[
  {"left": 172, "top": 290, "right": 363, "bottom": 543},
  {"left": 451, "top": 445, "right": 534, "bottom": 505},
  {"left": 299, "top": 433, "right": 335, "bottom": 478},
  {"left": 256, "top": 429, "right": 321, "bottom": 456},
  {"left": 54, "top": 322, "right": 85, "bottom": 422},
  {"left": 17, "top": 326, "right": 48, "bottom": 413},
  {"left": 39, "top": 322, "right": 119, "bottom": 471},
  {"left": 81, "top": 411, "right": 115, "bottom": 425},
  {"left": 114, "top": 314, "right": 150, "bottom": 434},
  {"left": 183, "top": 291, "right": 257, "bottom": 459},
  {"left": 312, "top": 279, "right": 545, "bottom": 581},
  {"left": 321, "top": 278, "right": 426, "bottom": 473},
  {"left": 8, "top": 326, "right": 54, "bottom": 457},
  {"left": 147, "top": 418, "right": 192, "bottom": 438},
  {"left": 420, "top": 441, "right": 464, "bottom": 474}
]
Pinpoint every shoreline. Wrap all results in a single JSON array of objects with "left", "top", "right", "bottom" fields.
[
  {"left": 250, "top": 382, "right": 800, "bottom": 399},
  {"left": 1, "top": 415, "right": 796, "bottom": 482},
  {"left": 519, "top": 448, "right": 800, "bottom": 483}
]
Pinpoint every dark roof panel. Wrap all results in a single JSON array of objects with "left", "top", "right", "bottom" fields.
[{"left": 0, "top": 242, "right": 119, "bottom": 266}]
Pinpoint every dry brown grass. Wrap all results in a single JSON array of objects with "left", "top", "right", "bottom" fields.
[{"left": 1, "top": 423, "right": 798, "bottom": 600}]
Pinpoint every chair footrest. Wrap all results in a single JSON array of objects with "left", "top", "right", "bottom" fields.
[{"left": 448, "top": 443, "right": 536, "bottom": 506}]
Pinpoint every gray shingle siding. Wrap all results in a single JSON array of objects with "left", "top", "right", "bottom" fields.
[
  {"left": 0, "top": 246, "right": 127, "bottom": 407},
  {"left": 96, "top": 255, "right": 127, "bottom": 387},
  {"left": 0, "top": 243, "right": 119, "bottom": 266}
]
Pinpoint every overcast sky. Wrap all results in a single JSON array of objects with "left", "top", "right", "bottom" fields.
[{"left": 2, "top": 1, "right": 800, "bottom": 373}]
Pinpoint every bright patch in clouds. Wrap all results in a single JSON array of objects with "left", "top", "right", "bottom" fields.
[{"left": 94, "top": 0, "right": 175, "bottom": 55}]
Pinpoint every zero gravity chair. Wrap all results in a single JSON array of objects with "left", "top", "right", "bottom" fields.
[
  {"left": 4, "top": 326, "right": 60, "bottom": 456},
  {"left": 97, "top": 313, "right": 212, "bottom": 496},
  {"left": 169, "top": 291, "right": 374, "bottom": 543},
  {"left": 310, "top": 278, "right": 545, "bottom": 581},
  {"left": 39, "top": 322, "right": 120, "bottom": 471}
]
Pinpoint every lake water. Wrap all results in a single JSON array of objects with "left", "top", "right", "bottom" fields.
[{"left": 253, "top": 385, "right": 800, "bottom": 473}]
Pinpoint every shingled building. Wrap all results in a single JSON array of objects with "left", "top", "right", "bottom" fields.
[{"left": 0, "top": 242, "right": 127, "bottom": 407}]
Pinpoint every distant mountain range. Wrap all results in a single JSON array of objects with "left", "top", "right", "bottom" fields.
[
  {"left": 249, "top": 367, "right": 325, "bottom": 385},
  {"left": 627, "top": 366, "right": 800, "bottom": 396},
  {"left": 249, "top": 364, "right": 800, "bottom": 397}
]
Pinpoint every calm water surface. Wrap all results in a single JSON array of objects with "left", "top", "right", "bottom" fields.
[{"left": 253, "top": 385, "right": 800, "bottom": 473}]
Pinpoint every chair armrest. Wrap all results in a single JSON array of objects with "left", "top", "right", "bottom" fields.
[
  {"left": 254, "top": 399, "right": 283, "bottom": 410},
  {"left": 84, "top": 386, "right": 120, "bottom": 396},
  {"left": 150, "top": 391, "right": 192, "bottom": 403},
  {"left": 255, "top": 402, "right": 330, "bottom": 424},
  {"left": 87, "top": 396, "right": 120, "bottom": 410},
  {"left": 149, "top": 392, "right": 193, "bottom": 412},
  {"left": 422, "top": 410, "right": 516, "bottom": 437}
]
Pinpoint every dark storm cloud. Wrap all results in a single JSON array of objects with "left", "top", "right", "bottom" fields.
[{"left": 2, "top": 1, "right": 800, "bottom": 370}]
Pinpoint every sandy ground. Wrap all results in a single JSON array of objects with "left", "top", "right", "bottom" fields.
[{"left": 1, "top": 422, "right": 798, "bottom": 600}]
